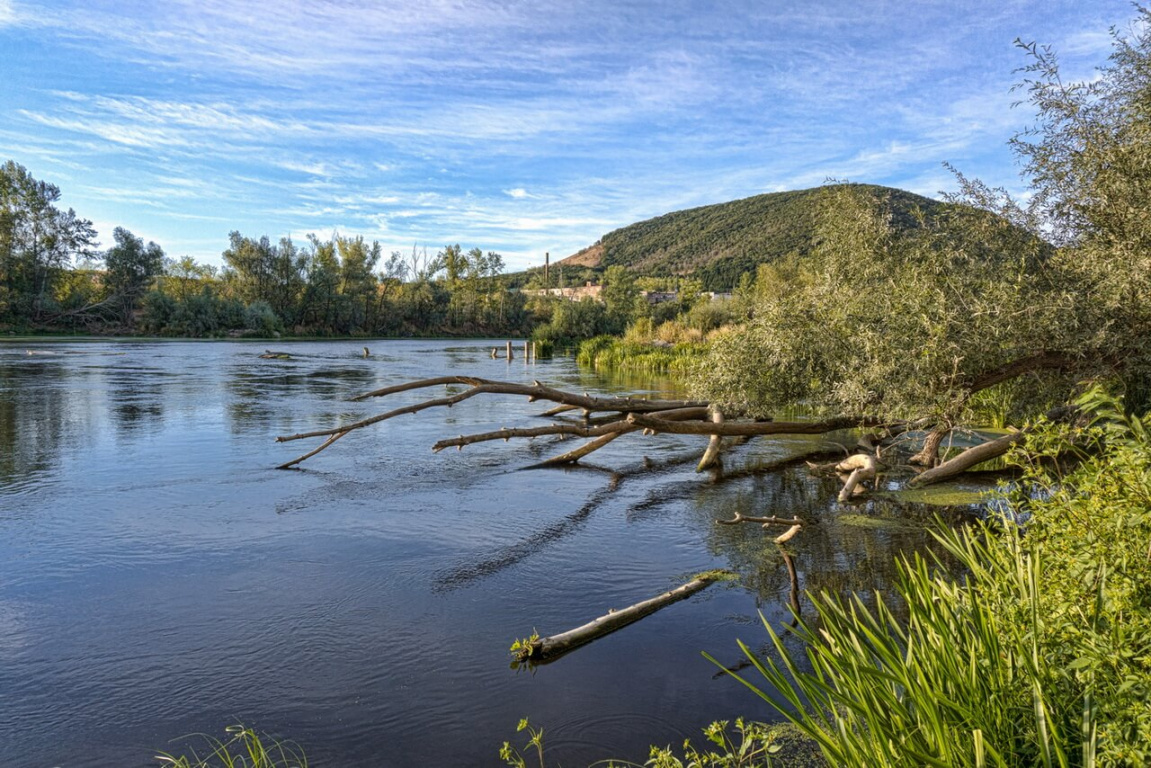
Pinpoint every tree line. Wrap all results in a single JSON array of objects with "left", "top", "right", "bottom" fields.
[
  {"left": 0, "top": 161, "right": 540, "bottom": 337},
  {"left": 0, "top": 163, "right": 726, "bottom": 342}
]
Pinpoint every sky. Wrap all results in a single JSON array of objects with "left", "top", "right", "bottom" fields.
[{"left": 0, "top": 0, "right": 1139, "bottom": 271}]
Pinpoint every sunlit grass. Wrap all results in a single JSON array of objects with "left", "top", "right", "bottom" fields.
[
  {"left": 576, "top": 335, "right": 706, "bottom": 374},
  {"left": 155, "top": 725, "right": 306, "bottom": 768}
]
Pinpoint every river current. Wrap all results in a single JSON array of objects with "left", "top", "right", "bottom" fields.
[{"left": 0, "top": 339, "right": 941, "bottom": 767}]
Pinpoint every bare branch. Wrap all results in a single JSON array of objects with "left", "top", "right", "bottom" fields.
[
  {"left": 432, "top": 406, "right": 710, "bottom": 452},
  {"left": 626, "top": 413, "right": 880, "bottom": 436},
  {"left": 350, "top": 375, "right": 707, "bottom": 412},
  {"left": 716, "top": 512, "right": 804, "bottom": 527}
]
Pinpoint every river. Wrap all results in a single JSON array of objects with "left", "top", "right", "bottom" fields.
[{"left": 0, "top": 339, "right": 946, "bottom": 767}]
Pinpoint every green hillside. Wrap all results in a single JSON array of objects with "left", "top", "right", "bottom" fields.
[{"left": 562, "top": 183, "right": 942, "bottom": 291}]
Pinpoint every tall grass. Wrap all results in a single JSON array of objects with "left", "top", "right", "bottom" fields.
[
  {"left": 155, "top": 725, "right": 307, "bottom": 768},
  {"left": 577, "top": 335, "right": 706, "bottom": 375},
  {"left": 712, "top": 525, "right": 1076, "bottom": 767},
  {"left": 711, "top": 387, "right": 1151, "bottom": 766}
]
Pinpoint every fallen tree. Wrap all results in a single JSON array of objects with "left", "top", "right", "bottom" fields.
[
  {"left": 275, "top": 376, "right": 885, "bottom": 488},
  {"left": 512, "top": 571, "right": 734, "bottom": 663}
]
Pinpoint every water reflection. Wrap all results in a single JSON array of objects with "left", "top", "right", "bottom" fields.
[
  {"left": 0, "top": 354, "right": 93, "bottom": 495},
  {"left": 0, "top": 339, "right": 986, "bottom": 768}
]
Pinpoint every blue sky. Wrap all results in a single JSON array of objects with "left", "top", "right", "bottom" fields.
[{"left": 0, "top": 0, "right": 1137, "bottom": 271}]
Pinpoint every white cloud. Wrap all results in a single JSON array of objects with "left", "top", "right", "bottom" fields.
[{"left": 504, "top": 188, "right": 528, "bottom": 199}]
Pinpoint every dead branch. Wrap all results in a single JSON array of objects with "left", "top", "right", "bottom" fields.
[
  {"left": 716, "top": 513, "right": 804, "bottom": 527},
  {"left": 514, "top": 572, "right": 728, "bottom": 662},
  {"left": 538, "top": 404, "right": 581, "bottom": 417},
  {"left": 350, "top": 376, "right": 706, "bottom": 413},
  {"left": 696, "top": 408, "right": 725, "bottom": 472},
  {"left": 432, "top": 406, "right": 709, "bottom": 453},
  {"left": 625, "top": 413, "right": 881, "bottom": 436},
  {"left": 908, "top": 429, "right": 1024, "bottom": 487},
  {"left": 906, "top": 406, "right": 1076, "bottom": 487},
  {"left": 276, "top": 376, "right": 709, "bottom": 467},
  {"left": 774, "top": 524, "right": 803, "bottom": 544},
  {"left": 276, "top": 431, "right": 348, "bottom": 470},
  {"left": 535, "top": 431, "right": 624, "bottom": 466}
]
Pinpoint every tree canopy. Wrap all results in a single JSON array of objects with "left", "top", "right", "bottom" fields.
[{"left": 694, "top": 18, "right": 1151, "bottom": 429}]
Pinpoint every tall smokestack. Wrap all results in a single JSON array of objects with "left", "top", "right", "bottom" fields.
[{"left": 544, "top": 252, "right": 550, "bottom": 287}]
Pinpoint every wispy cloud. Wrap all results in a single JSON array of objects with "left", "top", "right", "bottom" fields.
[{"left": 0, "top": 0, "right": 1140, "bottom": 268}]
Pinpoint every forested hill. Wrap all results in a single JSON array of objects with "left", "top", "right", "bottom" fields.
[{"left": 561, "top": 183, "right": 942, "bottom": 290}]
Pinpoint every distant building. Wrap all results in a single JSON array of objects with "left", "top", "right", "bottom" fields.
[{"left": 523, "top": 281, "right": 604, "bottom": 301}]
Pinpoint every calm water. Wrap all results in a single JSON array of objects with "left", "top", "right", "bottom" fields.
[{"left": 0, "top": 340, "right": 945, "bottom": 767}]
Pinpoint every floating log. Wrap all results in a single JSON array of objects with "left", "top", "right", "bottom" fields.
[
  {"left": 260, "top": 350, "right": 292, "bottom": 360},
  {"left": 715, "top": 512, "right": 805, "bottom": 543},
  {"left": 513, "top": 572, "right": 730, "bottom": 662}
]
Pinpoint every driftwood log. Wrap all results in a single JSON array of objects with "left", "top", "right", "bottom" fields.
[{"left": 513, "top": 572, "right": 730, "bottom": 662}]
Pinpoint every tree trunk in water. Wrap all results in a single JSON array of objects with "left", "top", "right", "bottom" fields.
[
  {"left": 909, "top": 426, "right": 949, "bottom": 467},
  {"left": 908, "top": 430, "right": 1024, "bottom": 487},
  {"left": 696, "top": 408, "right": 724, "bottom": 472}
]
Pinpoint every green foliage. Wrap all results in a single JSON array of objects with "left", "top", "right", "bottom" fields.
[
  {"left": 244, "top": 300, "right": 283, "bottom": 337},
  {"left": 693, "top": 183, "right": 1065, "bottom": 422},
  {"left": 500, "top": 718, "right": 546, "bottom": 768},
  {"left": 499, "top": 717, "right": 803, "bottom": 768},
  {"left": 155, "top": 725, "right": 306, "bottom": 768},
  {"left": 713, "top": 387, "right": 1151, "bottom": 767},
  {"left": 590, "top": 184, "right": 940, "bottom": 291},
  {"left": 508, "top": 631, "right": 539, "bottom": 655},
  {"left": 532, "top": 297, "right": 610, "bottom": 345},
  {"left": 104, "top": 226, "right": 164, "bottom": 325},
  {"left": 577, "top": 335, "right": 705, "bottom": 375},
  {"left": 642, "top": 719, "right": 782, "bottom": 768},
  {"left": 0, "top": 160, "right": 97, "bottom": 324}
]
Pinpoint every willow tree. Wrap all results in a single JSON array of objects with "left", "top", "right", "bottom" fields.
[
  {"left": 691, "top": 184, "right": 1076, "bottom": 466},
  {"left": 694, "top": 17, "right": 1151, "bottom": 464}
]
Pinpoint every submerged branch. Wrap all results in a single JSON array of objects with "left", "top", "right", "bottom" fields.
[{"left": 716, "top": 513, "right": 804, "bottom": 527}]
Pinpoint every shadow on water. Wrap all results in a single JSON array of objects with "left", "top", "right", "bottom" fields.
[
  {"left": 430, "top": 447, "right": 710, "bottom": 592},
  {"left": 432, "top": 473, "right": 623, "bottom": 592}
]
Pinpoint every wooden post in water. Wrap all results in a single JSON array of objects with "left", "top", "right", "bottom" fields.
[
  {"left": 533, "top": 341, "right": 538, "bottom": 359},
  {"left": 524, "top": 340, "right": 530, "bottom": 360},
  {"left": 506, "top": 341, "right": 513, "bottom": 361}
]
